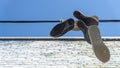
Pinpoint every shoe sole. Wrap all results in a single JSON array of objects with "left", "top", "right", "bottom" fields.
[{"left": 88, "top": 25, "right": 110, "bottom": 63}]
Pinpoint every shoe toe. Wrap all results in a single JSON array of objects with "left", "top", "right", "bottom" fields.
[{"left": 73, "top": 11, "right": 85, "bottom": 19}]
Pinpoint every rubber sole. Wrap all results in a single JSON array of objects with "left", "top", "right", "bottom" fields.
[{"left": 88, "top": 25, "right": 110, "bottom": 63}]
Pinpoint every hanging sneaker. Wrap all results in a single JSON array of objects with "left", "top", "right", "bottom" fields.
[
  {"left": 77, "top": 19, "right": 91, "bottom": 44},
  {"left": 50, "top": 18, "right": 74, "bottom": 37},
  {"left": 88, "top": 25, "right": 110, "bottom": 63},
  {"left": 73, "top": 10, "right": 110, "bottom": 63}
]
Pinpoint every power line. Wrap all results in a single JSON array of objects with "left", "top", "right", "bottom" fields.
[
  {"left": 0, "top": 20, "right": 62, "bottom": 23},
  {"left": 0, "top": 20, "right": 120, "bottom": 23},
  {"left": 100, "top": 20, "right": 120, "bottom": 22}
]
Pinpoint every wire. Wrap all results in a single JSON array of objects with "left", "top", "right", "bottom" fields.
[
  {"left": 0, "top": 20, "right": 61, "bottom": 23},
  {"left": 0, "top": 20, "right": 120, "bottom": 23},
  {"left": 99, "top": 20, "right": 120, "bottom": 22}
]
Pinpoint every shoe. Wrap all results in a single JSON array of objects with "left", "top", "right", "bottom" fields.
[
  {"left": 50, "top": 18, "right": 74, "bottom": 37},
  {"left": 73, "top": 10, "right": 99, "bottom": 44},
  {"left": 73, "top": 10, "right": 99, "bottom": 26},
  {"left": 74, "top": 10, "right": 110, "bottom": 62},
  {"left": 88, "top": 25, "right": 110, "bottom": 63},
  {"left": 77, "top": 19, "right": 91, "bottom": 44}
]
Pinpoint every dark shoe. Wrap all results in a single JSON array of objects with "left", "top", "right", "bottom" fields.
[
  {"left": 50, "top": 18, "right": 74, "bottom": 37},
  {"left": 73, "top": 11, "right": 99, "bottom": 26},
  {"left": 77, "top": 19, "right": 91, "bottom": 44}
]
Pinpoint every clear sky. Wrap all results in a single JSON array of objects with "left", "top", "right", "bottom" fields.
[{"left": 0, "top": 0, "right": 120, "bottom": 37}]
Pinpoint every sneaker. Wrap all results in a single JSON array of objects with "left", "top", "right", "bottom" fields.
[
  {"left": 50, "top": 18, "right": 74, "bottom": 37},
  {"left": 73, "top": 10, "right": 99, "bottom": 26},
  {"left": 88, "top": 25, "right": 110, "bottom": 63},
  {"left": 77, "top": 19, "right": 91, "bottom": 44},
  {"left": 74, "top": 10, "right": 110, "bottom": 62},
  {"left": 73, "top": 10, "right": 99, "bottom": 44}
]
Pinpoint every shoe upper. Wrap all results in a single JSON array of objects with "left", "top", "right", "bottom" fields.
[{"left": 50, "top": 18, "right": 74, "bottom": 37}]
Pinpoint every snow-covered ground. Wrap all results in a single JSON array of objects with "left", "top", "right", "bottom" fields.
[{"left": 0, "top": 41, "right": 120, "bottom": 68}]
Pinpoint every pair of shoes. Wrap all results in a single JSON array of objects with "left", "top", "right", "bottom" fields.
[
  {"left": 50, "top": 11, "right": 110, "bottom": 63},
  {"left": 50, "top": 11, "right": 98, "bottom": 44},
  {"left": 74, "top": 11, "right": 110, "bottom": 63}
]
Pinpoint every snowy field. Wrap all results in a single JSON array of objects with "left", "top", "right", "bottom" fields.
[{"left": 0, "top": 40, "right": 120, "bottom": 68}]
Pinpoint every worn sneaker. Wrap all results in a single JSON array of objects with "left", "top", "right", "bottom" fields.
[
  {"left": 77, "top": 19, "right": 91, "bottom": 44},
  {"left": 88, "top": 25, "right": 110, "bottom": 63},
  {"left": 50, "top": 18, "right": 74, "bottom": 37},
  {"left": 73, "top": 11, "right": 91, "bottom": 44},
  {"left": 74, "top": 10, "right": 110, "bottom": 62},
  {"left": 73, "top": 10, "right": 99, "bottom": 44}
]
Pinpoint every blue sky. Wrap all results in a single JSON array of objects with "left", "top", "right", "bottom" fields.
[{"left": 0, "top": 0, "right": 120, "bottom": 37}]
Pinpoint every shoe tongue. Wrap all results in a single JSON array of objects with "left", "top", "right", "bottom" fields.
[
  {"left": 72, "top": 25, "right": 80, "bottom": 31},
  {"left": 72, "top": 22, "right": 80, "bottom": 31},
  {"left": 92, "top": 16, "right": 99, "bottom": 22}
]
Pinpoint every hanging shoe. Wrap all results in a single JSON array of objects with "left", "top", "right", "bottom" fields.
[
  {"left": 77, "top": 19, "right": 91, "bottom": 44},
  {"left": 74, "top": 10, "right": 110, "bottom": 62},
  {"left": 50, "top": 18, "right": 74, "bottom": 37},
  {"left": 88, "top": 25, "right": 110, "bottom": 63},
  {"left": 73, "top": 10, "right": 99, "bottom": 44}
]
